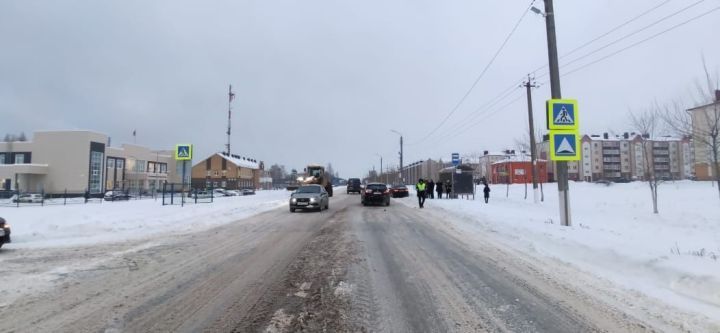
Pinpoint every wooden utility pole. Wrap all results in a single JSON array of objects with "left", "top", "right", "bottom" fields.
[{"left": 523, "top": 76, "right": 540, "bottom": 203}]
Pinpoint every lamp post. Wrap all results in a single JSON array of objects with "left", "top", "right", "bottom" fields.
[{"left": 390, "top": 129, "right": 403, "bottom": 184}]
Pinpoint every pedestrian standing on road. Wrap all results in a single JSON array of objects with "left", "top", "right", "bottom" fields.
[
  {"left": 436, "top": 180, "right": 443, "bottom": 199},
  {"left": 445, "top": 180, "right": 452, "bottom": 199},
  {"left": 483, "top": 183, "right": 491, "bottom": 203},
  {"left": 415, "top": 178, "right": 427, "bottom": 208},
  {"left": 427, "top": 179, "right": 435, "bottom": 199}
]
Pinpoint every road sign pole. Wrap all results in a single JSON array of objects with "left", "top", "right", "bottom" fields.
[
  {"left": 543, "top": 0, "right": 571, "bottom": 226},
  {"left": 524, "top": 77, "right": 540, "bottom": 204}
]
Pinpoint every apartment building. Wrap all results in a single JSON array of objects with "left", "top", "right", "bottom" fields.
[
  {"left": 0, "top": 130, "right": 178, "bottom": 194},
  {"left": 490, "top": 154, "right": 548, "bottom": 184},
  {"left": 538, "top": 133, "right": 693, "bottom": 182},
  {"left": 687, "top": 90, "right": 720, "bottom": 180}
]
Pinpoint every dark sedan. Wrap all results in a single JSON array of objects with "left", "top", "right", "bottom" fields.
[
  {"left": 361, "top": 183, "right": 390, "bottom": 206},
  {"left": 0, "top": 217, "right": 11, "bottom": 249},
  {"left": 390, "top": 185, "right": 409, "bottom": 198}
]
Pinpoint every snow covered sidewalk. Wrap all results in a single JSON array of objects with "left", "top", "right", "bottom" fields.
[
  {"left": 0, "top": 190, "right": 290, "bottom": 248},
  {"left": 403, "top": 181, "right": 720, "bottom": 328}
]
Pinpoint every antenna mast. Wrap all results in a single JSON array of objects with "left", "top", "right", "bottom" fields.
[{"left": 227, "top": 84, "right": 235, "bottom": 155}]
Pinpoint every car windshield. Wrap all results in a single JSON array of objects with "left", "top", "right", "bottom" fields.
[
  {"left": 297, "top": 186, "right": 321, "bottom": 193},
  {"left": 366, "top": 184, "right": 387, "bottom": 191}
]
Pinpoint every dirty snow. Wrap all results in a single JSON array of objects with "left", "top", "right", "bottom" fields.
[{"left": 404, "top": 180, "right": 720, "bottom": 324}]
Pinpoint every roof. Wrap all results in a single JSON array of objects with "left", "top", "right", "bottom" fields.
[
  {"left": 491, "top": 155, "right": 547, "bottom": 165},
  {"left": 687, "top": 100, "right": 720, "bottom": 112},
  {"left": 217, "top": 152, "right": 259, "bottom": 169}
]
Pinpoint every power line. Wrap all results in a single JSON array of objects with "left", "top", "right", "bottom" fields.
[
  {"left": 528, "top": 0, "right": 675, "bottom": 75},
  {"left": 560, "top": 4, "right": 720, "bottom": 78},
  {"left": 411, "top": 0, "right": 536, "bottom": 145},
  {"left": 421, "top": 0, "right": 676, "bottom": 145},
  {"left": 537, "top": 0, "right": 707, "bottom": 80}
]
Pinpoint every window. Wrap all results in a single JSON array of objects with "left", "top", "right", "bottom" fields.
[
  {"left": 107, "top": 159, "right": 115, "bottom": 168},
  {"left": 206, "top": 159, "right": 211, "bottom": 170},
  {"left": 89, "top": 151, "right": 104, "bottom": 194},
  {"left": 117, "top": 159, "right": 124, "bottom": 169},
  {"left": 14, "top": 154, "right": 25, "bottom": 164},
  {"left": 0, "top": 153, "right": 5, "bottom": 164}
]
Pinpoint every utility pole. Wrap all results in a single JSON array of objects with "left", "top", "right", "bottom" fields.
[
  {"left": 523, "top": 76, "right": 540, "bottom": 204},
  {"left": 226, "top": 85, "right": 235, "bottom": 155},
  {"left": 391, "top": 130, "right": 404, "bottom": 184},
  {"left": 543, "top": 0, "right": 571, "bottom": 226}
]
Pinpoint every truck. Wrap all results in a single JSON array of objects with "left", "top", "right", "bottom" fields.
[{"left": 286, "top": 164, "right": 333, "bottom": 197}]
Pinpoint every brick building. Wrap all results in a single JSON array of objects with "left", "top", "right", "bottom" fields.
[{"left": 190, "top": 152, "right": 263, "bottom": 190}]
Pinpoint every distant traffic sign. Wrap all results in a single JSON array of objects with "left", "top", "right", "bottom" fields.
[
  {"left": 175, "top": 144, "right": 193, "bottom": 161},
  {"left": 549, "top": 131, "right": 580, "bottom": 161},
  {"left": 547, "top": 99, "right": 579, "bottom": 130},
  {"left": 452, "top": 153, "right": 460, "bottom": 166}
]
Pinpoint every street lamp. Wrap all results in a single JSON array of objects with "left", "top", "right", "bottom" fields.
[{"left": 390, "top": 129, "right": 403, "bottom": 184}]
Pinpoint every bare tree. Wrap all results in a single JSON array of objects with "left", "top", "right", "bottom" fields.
[
  {"left": 18, "top": 132, "right": 27, "bottom": 141},
  {"left": 663, "top": 61, "right": 720, "bottom": 199},
  {"left": 630, "top": 105, "right": 662, "bottom": 214}
]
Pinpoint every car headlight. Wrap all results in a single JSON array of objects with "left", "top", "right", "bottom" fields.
[
  {"left": 291, "top": 198, "right": 297, "bottom": 203},
  {"left": 309, "top": 197, "right": 317, "bottom": 203}
]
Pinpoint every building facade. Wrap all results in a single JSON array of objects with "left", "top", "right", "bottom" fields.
[
  {"left": 490, "top": 155, "right": 548, "bottom": 184},
  {"left": 687, "top": 91, "right": 720, "bottom": 180},
  {"left": 0, "top": 130, "right": 178, "bottom": 195},
  {"left": 190, "top": 152, "right": 262, "bottom": 189}
]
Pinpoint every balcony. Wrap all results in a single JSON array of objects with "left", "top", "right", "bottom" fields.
[
  {"left": 603, "top": 157, "right": 621, "bottom": 163},
  {"left": 653, "top": 157, "right": 670, "bottom": 163},
  {"left": 603, "top": 165, "right": 621, "bottom": 171},
  {"left": 653, "top": 150, "right": 669, "bottom": 156},
  {"left": 603, "top": 149, "right": 621, "bottom": 155}
]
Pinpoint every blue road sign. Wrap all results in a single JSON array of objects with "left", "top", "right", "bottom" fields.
[
  {"left": 549, "top": 131, "right": 580, "bottom": 161},
  {"left": 452, "top": 153, "right": 460, "bottom": 166},
  {"left": 547, "top": 99, "right": 579, "bottom": 130}
]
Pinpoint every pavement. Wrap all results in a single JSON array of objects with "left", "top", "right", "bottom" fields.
[{"left": 0, "top": 192, "right": 657, "bottom": 332}]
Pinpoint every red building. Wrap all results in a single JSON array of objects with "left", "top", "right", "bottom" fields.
[{"left": 491, "top": 156, "right": 548, "bottom": 184}]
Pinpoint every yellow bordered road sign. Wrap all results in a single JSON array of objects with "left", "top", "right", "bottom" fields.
[
  {"left": 547, "top": 99, "right": 579, "bottom": 130},
  {"left": 175, "top": 144, "right": 193, "bottom": 161},
  {"left": 549, "top": 131, "right": 580, "bottom": 161}
]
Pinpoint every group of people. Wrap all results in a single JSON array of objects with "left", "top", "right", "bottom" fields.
[{"left": 414, "top": 178, "right": 491, "bottom": 208}]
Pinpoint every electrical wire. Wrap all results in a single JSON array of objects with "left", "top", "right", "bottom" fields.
[{"left": 410, "top": 0, "right": 536, "bottom": 145}]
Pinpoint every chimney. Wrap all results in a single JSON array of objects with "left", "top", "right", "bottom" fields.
[
  {"left": 715, "top": 89, "right": 720, "bottom": 102},
  {"left": 623, "top": 132, "right": 629, "bottom": 139},
  {"left": 483, "top": 150, "right": 489, "bottom": 155},
  {"left": 603, "top": 132, "right": 609, "bottom": 139}
]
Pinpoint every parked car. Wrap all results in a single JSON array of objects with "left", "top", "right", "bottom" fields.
[
  {"left": 241, "top": 189, "right": 256, "bottom": 196},
  {"left": 0, "top": 217, "right": 11, "bottom": 248},
  {"left": 361, "top": 183, "right": 390, "bottom": 206},
  {"left": 191, "top": 190, "right": 212, "bottom": 199},
  {"left": 289, "top": 185, "right": 329, "bottom": 212},
  {"left": 224, "top": 190, "right": 240, "bottom": 196},
  {"left": 389, "top": 184, "right": 409, "bottom": 198},
  {"left": 346, "top": 178, "right": 362, "bottom": 194},
  {"left": 12, "top": 193, "right": 43, "bottom": 203},
  {"left": 104, "top": 191, "right": 131, "bottom": 201},
  {"left": 213, "top": 188, "right": 227, "bottom": 197}
]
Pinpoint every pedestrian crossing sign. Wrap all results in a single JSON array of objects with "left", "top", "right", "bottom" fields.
[
  {"left": 175, "top": 144, "right": 193, "bottom": 161},
  {"left": 547, "top": 99, "right": 579, "bottom": 130},
  {"left": 549, "top": 131, "right": 580, "bottom": 161}
]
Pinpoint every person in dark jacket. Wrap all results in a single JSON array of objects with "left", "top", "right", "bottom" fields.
[
  {"left": 483, "top": 184, "right": 491, "bottom": 203},
  {"left": 427, "top": 179, "right": 435, "bottom": 199},
  {"left": 445, "top": 181, "right": 452, "bottom": 199},
  {"left": 436, "top": 181, "right": 443, "bottom": 199}
]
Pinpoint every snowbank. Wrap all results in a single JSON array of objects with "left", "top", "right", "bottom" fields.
[
  {"left": 405, "top": 181, "right": 720, "bottom": 323},
  {"left": 0, "top": 190, "right": 290, "bottom": 248}
]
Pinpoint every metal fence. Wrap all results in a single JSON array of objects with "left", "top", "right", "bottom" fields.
[{"left": 161, "top": 183, "right": 215, "bottom": 206}]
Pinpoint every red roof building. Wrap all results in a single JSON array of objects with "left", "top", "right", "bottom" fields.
[{"left": 491, "top": 156, "right": 548, "bottom": 184}]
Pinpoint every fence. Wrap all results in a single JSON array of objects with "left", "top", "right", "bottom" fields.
[
  {"left": 0, "top": 190, "right": 103, "bottom": 207},
  {"left": 161, "top": 183, "right": 215, "bottom": 206}
]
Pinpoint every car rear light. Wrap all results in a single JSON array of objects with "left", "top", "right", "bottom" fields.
[
  {"left": 384, "top": 189, "right": 390, "bottom": 194},
  {"left": 365, "top": 189, "right": 373, "bottom": 194}
]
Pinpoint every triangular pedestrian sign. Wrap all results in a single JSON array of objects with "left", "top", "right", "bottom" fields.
[
  {"left": 554, "top": 106, "right": 574, "bottom": 124},
  {"left": 557, "top": 137, "right": 575, "bottom": 154},
  {"left": 178, "top": 148, "right": 189, "bottom": 158},
  {"left": 175, "top": 144, "right": 193, "bottom": 160}
]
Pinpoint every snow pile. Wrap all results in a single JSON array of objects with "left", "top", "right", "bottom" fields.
[
  {"left": 405, "top": 181, "right": 720, "bottom": 322},
  {"left": 1, "top": 190, "right": 290, "bottom": 248}
]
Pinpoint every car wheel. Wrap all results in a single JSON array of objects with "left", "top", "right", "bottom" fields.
[{"left": 290, "top": 208, "right": 296, "bottom": 213}]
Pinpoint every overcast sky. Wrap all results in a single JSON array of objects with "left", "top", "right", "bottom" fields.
[{"left": 2, "top": 0, "right": 719, "bottom": 178}]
